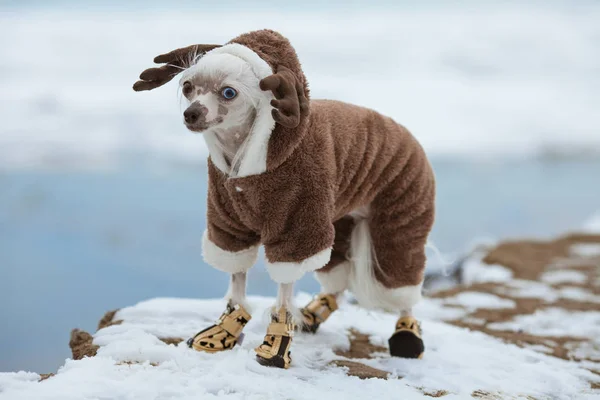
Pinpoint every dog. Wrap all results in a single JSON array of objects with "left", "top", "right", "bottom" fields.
[{"left": 133, "top": 29, "right": 435, "bottom": 369}]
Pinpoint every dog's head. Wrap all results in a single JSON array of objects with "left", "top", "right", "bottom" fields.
[
  {"left": 132, "top": 34, "right": 309, "bottom": 144},
  {"left": 178, "top": 52, "right": 263, "bottom": 133}
]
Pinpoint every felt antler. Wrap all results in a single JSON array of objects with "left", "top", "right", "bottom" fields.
[
  {"left": 259, "top": 65, "right": 309, "bottom": 128},
  {"left": 132, "top": 44, "right": 221, "bottom": 92}
]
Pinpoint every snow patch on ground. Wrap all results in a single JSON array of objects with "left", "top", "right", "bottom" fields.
[
  {"left": 461, "top": 257, "right": 513, "bottom": 285},
  {"left": 494, "top": 280, "right": 600, "bottom": 303},
  {"left": 541, "top": 270, "right": 588, "bottom": 285},
  {"left": 567, "top": 342, "right": 600, "bottom": 363},
  {"left": 0, "top": 372, "right": 40, "bottom": 395},
  {"left": 570, "top": 243, "right": 600, "bottom": 258},
  {"left": 443, "top": 292, "right": 516, "bottom": 311},
  {"left": 558, "top": 287, "right": 600, "bottom": 303},
  {"left": 0, "top": 296, "right": 597, "bottom": 399},
  {"left": 488, "top": 308, "right": 600, "bottom": 338},
  {"left": 499, "top": 279, "right": 559, "bottom": 302},
  {"left": 413, "top": 297, "right": 470, "bottom": 322}
]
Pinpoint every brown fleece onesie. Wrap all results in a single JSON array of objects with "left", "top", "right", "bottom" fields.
[{"left": 204, "top": 30, "right": 435, "bottom": 291}]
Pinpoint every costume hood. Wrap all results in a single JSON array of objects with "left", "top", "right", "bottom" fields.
[{"left": 204, "top": 30, "right": 311, "bottom": 177}]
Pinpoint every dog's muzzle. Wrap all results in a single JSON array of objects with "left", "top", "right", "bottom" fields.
[{"left": 183, "top": 102, "right": 209, "bottom": 130}]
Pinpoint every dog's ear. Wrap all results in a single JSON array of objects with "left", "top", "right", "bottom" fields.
[
  {"left": 133, "top": 44, "right": 221, "bottom": 92},
  {"left": 259, "top": 65, "right": 308, "bottom": 128}
]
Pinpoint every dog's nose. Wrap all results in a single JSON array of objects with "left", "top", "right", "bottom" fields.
[
  {"left": 184, "top": 107, "right": 200, "bottom": 124},
  {"left": 184, "top": 102, "right": 208, "bottom": 125}
]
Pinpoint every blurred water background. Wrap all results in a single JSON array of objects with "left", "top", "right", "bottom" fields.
[{"left": 1, "top": 0, "right": 599, "bottom": 373}]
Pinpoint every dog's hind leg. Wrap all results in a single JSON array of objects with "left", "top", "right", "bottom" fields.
[
  {"left": 300, "top": 216, "right": 354, "bottom": 333},
  {"left": 353, "top": 171, "right": 434, "bottom": 360},
  {"left": 255, "top": 282, "right": 296, "bottom": 369}
]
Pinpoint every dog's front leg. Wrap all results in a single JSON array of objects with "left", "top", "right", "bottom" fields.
[
  {"left": 255, "top": 282, "right": 296, "bottom": 369},
  {"left": 186, "top": 176, "right": 260, "bottom": 354},
  {"left": 226, "top": 272, "right": 249, "bottom": 310},
  {"left": 187, "top": 273, "right": 252, "bottom": 353},
  {"left": 187, "top": 269, "right": 253, "bottom": 353}
]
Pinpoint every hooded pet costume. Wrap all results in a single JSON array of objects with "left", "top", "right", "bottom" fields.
[{"left": 133, "top": 29, "right": 435, "bottom": 368}]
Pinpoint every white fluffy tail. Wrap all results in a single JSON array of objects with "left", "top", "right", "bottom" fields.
[{"left": 347, "top": 215, "right": 423, "bottom": 313}]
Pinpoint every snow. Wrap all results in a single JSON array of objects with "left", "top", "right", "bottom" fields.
[
  {"left": 442, "top": 292, "right": 516, "bottom": 311},
  {"left": 583, "top": 213, "right": 600, "bottom": 233},
  {"left": 494, "top": 280, "right": 600, "bottom": 305},
  {"left": 461, "top": 257, "right": 513, "bottom": 284},
  {"left": 541, "top": 270, "right": 588, "bottom": 285},
  {"left": 0, "top": 372, "right": 40, "bottom": 394},
  {"left": 570, "top": 243, "right": 600, "bottom": 258},
  {"left": 567, "top": 342, "right": 600, "bottom": 363},
  {"left": 499, "top": 279, "right": 560, "bottom": 302},
  {"left": 558, "top": 287, "right": 600, "bottom": 303},
  {"left": 488, "top": 308, "right": 600, "bottom": 338},
  {"left": 2, "top": 4, "right": 600, "bottom": 170},
  {"left": 413, "top": 299, "right": 470, "bottom": 322},
  {"left": 0, "top": 295, "right": 597, "bottom": 399}
]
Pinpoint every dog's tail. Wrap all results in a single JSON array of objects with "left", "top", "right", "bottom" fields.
[{"left": 347, "top": 214, "right": 423, "bottom": 312}]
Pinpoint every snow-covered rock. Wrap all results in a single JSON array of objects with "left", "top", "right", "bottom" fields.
[{"left": 0, "top": 291, "right": 598, "bottom": 400}]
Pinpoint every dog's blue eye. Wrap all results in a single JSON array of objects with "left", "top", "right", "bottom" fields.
[{"left": 222, "top": 87, "right": 237, "bottom": 100}]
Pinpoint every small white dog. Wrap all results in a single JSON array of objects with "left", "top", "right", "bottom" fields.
[{"left": 134, "top": 29, "right": 435, "bottom": 369}]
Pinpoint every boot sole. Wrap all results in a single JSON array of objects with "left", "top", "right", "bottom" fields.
[
  {"left": 256, "top": 354, "right": 287, "bottom": 369},
  {"left": 300, "top": 323, "right": 319, "bottom": 334},
  {"left": 388, "top": 330, "right": 424, "bottom": 359},
  {"left": 255, "top": 336, "right": 291, "bottom": 369}
]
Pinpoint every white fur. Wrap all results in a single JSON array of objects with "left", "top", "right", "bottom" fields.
[
  {"left": 315, "top": 261, "right": 351, "bottom": 294},
  {"left": 347, "top": 211, "right": 423, "bottom": 312},
  {"left": 262, "top": 302, "right": 304, "bottom": 330},
  {"left": 225, "top": 272, "right": 251, "bottom": 311},
  {"left": 267, "top": 282, "right": 303, "bottom": 328},
  {"left": 266, "top": 247, "right": 332, "bottom": 284},
  {"left": 202, "top": 230, "right": 258, "bottom": 274},
  {"left": 202, "top": 132, "right": 229, "bottom": 173},
  {"left": 234, "top": 97, "right": 276, "bottom": 177},
  {"left": 209, "top": 44, "right": 276, "bottom": 178},
  {"left": 276, "top": 282, "right": 294, "bottom": 309},
  {"left": 181, "top": 44, "right": 275, "bottom": 178},
  {"left": 208, "top": 44, "right": 273, "bottom": 83}
]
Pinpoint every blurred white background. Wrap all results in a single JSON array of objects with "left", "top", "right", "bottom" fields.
[{"left": 1, "top": 1, "right": 599, "bottom": 168}]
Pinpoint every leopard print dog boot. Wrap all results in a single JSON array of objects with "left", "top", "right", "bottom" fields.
[
  {"left": 300, "top": 293, "right": 338, "bottom": 333},
  {"left": 388, "top": 316, "right": 424, "bottom": 359},
  {"left": 187, "top": 303, "right": 251, "bottom": 353},
  {"left": 255, "top": 307, "right": 295, "bottom": 369}
]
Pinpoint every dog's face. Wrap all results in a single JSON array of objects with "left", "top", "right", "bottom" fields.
[{"left": 179, "top": 53, "right": 262, "bottom": 133}]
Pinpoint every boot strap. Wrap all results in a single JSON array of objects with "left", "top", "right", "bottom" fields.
[
  {"left": 255, "top": 308, "right": 294, "bottom": 369},
  {"left": 267, "top": 322, "right": 295, "bottom": 337},
  {"left": 216, "top": 304, "right": 251, "bottom": 337},
  {"left": 305, "top": 293, "right": 338, "bottom": 323},
  {"left": 394, "top": 316, "right": 422, "bottom": 339}
]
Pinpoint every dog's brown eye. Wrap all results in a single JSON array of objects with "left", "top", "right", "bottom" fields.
[{"left": 182, "top": 81, "right": 193, "bottom": 95}]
